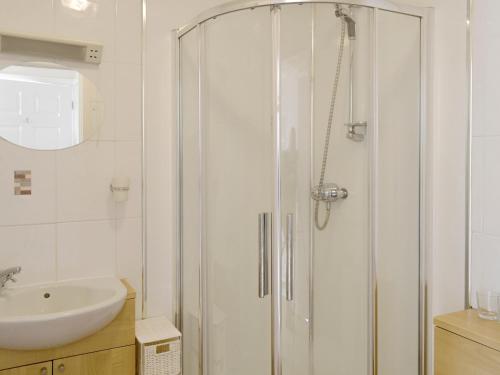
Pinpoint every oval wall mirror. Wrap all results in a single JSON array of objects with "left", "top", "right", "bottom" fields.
[{"left": 0, "top": 63, "right": 102, "bottom": 150}]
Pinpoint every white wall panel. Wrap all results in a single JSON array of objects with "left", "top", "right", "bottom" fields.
[
  {"left": 470, "top": 0, "right": 500, "bottom": 308},
  {"left": 0, "top": 1, "right": 143, "bottom": 305}
]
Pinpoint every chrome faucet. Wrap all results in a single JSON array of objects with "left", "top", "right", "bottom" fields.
[{"left": 0, "top": 266, "right": 21, "bottom": 288}]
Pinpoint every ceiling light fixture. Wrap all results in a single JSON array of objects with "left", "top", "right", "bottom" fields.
[{"left": 61, "top": 0, "right": 92, "bottom": 12}]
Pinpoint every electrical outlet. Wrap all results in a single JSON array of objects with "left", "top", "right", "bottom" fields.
[{"left": 85, "top": 45, "right": 102, "bottom": 64}]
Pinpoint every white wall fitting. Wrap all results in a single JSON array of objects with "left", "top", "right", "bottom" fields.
[
  {"left": 408, "top": 0, "right": 468, "bottom": 314},
  {"left": 393, "top": 1, "right": 468, "bottom": 374},
  {"left": 376, "top": 10, "right": 421, "bottom": 375},
  {"left": 470, "top": 0, "right": 500, "bottom": 305},
  {"left": 0, "top": 0, "right": 144, "bottom": 318},
  {"left": 144, "top": 0, "right": 224, "bottom": 321}
]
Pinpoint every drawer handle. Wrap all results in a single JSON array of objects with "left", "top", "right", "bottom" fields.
[
  {"left": 58, "top": 364, "right": 65, "bottom": 373},
  {"left": 40, "top": 367, "right": 48, "bottom": 375}
]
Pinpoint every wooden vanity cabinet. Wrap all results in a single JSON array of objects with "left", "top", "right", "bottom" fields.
[
  {"left": 435, "top": 309, "right": 500, "bottom": 375},
  {"left": 0, "top": 362, "right": 51, "bottom": 375},
  {"left": 0, "top": 280, "right": 136, "bottom": 375},
  {"left": 53, "top": 346, "right": 135, "bottom": 375},
  {"left": 0, "top": 346, "right": 134, "bottom": 375}
]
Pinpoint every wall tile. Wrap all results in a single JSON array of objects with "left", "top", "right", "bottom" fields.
[
  {"left": 471, "top": 0, "right": 500, "bottom": 137},
  {"left": 471, "top": 233, "right": 500, "bottom": 307},
  {"left": 57, "top": 220, "right": 116, "bottom": 280},
  {"left": 56, "top": 141, "right": 115, "bottom": 222},
  {"left": 471, "top": 137, "right": 483, "bottom": 233},
  {"left": 115, "top": 63, "right": 142, "bottom": 141},
  {"left": 115, "top": 141, "right": 142, "bottom": 219},
  {"left": 0, "top": 224, "right": 56, "bottom": 286},
  {"left": 0, "top": 141, "right": 56, "bottom": 226},
  {"left": 54, "top": 0, "right": 117, "bottom": 63},
  {"left": 0, "top": 0, "right": 54, "bottom": 35},
  {"left": 116, "top": 217, "right": 142, "bottom": 318},
  {"left": 0, "top": 0, "right": 143, "bottom": 310},
  {"left": 481, "top": 138, "right": 500, "bottom": 236},
  {"left": 116, "top": 0, "right": 142, "bottom": 64},
  {"left": 77, "top": 62, "right": 116, "bottom": 141}
]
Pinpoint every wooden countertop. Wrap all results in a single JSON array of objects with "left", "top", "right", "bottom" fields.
[
  {"left": 434, "top": 309, "right": 500, "bottom": 351},
  {"left": 121, "top": 279, "right": 136, "bottom": 300}
]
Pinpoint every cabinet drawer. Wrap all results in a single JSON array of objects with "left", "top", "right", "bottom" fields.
[
  {"left": 435, "top": 327, "right": 500, "bottom": 375},
  {"left": 0, "top": 362, "right": 52, "bottom": 375},
  {"left": 53, "top": 346, "right": 135, "bottom": 375}
]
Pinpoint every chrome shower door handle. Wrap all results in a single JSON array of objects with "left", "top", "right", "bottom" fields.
[
  {"left": 258, "top": 213, "right": 271, "bottom": 298},
  {"left": 286, "top": 214, "right": 294, "bottom": 301}
]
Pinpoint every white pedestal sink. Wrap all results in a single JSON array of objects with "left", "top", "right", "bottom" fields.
[{"left": 0, "top": 277, "right": 127, "bottom": 350}]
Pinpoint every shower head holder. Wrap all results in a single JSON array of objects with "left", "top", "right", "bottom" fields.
[{"left": 345, "top": 121, "right": 368, "bottom": 142}]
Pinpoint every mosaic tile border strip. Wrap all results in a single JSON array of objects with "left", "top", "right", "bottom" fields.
[{"left": 14, "top": 170, "right": 31, "bottom": 196}]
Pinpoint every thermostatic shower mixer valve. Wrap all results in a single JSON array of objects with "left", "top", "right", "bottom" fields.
[{"left": 311, "top": 183, "right": 348, "bottom": 203}]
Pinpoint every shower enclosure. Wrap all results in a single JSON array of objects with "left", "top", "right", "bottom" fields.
[{"left": 175, "top": 1, "right": 428, "bottom": 374}]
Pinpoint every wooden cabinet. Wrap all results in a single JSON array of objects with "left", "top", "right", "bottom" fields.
[
  {"left": 53, "top": 346, "right": 135, "bottom": 375},
  {"left": 435, "top": 309, "right": 500, "bottom": 375},
  {"left": 0, "top": 347, "right": 134, "bottom": 375},
  {"left": 0, "top": 362, "right": 51, "bottom": 375},
  {"left": 0, "top": 280, "right": 136, "bottom": 375}
]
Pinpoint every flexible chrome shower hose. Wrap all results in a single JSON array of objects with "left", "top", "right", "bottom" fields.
[{"left": 314, "top": 20, "right": 347, "bottom": 231}]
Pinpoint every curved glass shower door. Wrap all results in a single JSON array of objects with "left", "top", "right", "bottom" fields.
[
  {"left": 180, "top": 7, "right": 275, "bottom": 375},
  {"left": 278, "top": 4, "right": 373, "bottom": 375},
  {"left": 204, "top": 7, "right": 274, "bottom": 375},
  {"left": 178, "top": 3, "right": 424, "bottom": 375}
]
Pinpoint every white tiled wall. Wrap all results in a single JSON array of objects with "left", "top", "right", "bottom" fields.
[
  {"left": 0, "top": 0, "right": 143, "bottom": 318},
  {"left": 470, "top": 0, "right": 500, "bottom": 304},
  {"left": 144, "top": 0, "right": 230, "bottom": 322}
]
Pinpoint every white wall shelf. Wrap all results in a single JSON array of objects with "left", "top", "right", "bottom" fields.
[{"left": 0, "top": 31, "right": 103, "bottom": 64}]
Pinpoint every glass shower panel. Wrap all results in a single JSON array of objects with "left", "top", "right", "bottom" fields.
[
  {"left": 376, "top": 10, "right": 421, "bottom": 375},
  {"left": 178, "top": 4, "right": 424, "bottom": 375},
  {"left": 202, "top": 7, "right": 273, "bottom": 375},
  {"left": 180, "top": 29, "right": 201, "bottom": 375},
  {"left": 279, "top": 5, "right": 313, "bottom": 375},
  {"left": 311, "top": 4, "right": 371, "bottom": 375}
]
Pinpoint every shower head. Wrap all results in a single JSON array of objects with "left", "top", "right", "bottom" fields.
[{"left": 335, "top": 6, "right": 356, "bottom": 40}]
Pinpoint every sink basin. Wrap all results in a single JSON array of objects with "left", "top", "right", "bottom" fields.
[{"left": 0, "top": 277, "right": 127, "bottom": 350}]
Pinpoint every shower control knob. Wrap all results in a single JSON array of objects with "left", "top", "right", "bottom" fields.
[{"left": 311, "top": 183, "right": 348, "bottom": 203}]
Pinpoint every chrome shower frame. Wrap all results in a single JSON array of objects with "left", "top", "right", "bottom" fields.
[
  {"left": 465, "top": 0, "right": 473, "bottom": 310},
  {"left": 174, "top": 1, "right": 433, "bottom": 375}
]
